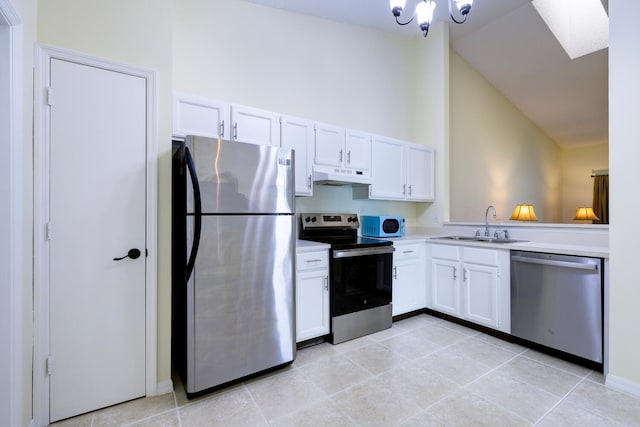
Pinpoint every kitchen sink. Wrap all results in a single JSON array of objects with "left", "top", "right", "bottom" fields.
[{"left": 432, "top": 236, "right": 527, "bottom": 244}]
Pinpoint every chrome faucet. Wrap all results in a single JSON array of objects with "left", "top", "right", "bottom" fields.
[{"left": 484, "top": 205, "right": 497, "bottom": 237}]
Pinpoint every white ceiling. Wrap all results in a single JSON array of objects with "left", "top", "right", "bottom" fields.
[{"left": 242, "top": 0, "right": 608, "bottom": 147}]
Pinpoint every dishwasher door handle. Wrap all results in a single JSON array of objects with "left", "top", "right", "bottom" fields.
[{"left": 512, "top": 255, "right": 598, "bottom": 271}]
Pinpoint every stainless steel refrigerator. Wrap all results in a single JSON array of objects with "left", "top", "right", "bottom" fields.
[{"left": 172, "top": 135, "right": 296, "bottom": 396}]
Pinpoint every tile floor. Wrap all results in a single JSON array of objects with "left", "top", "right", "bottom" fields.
[{"left": 52, "top": 314, "right": 640, "bottom": 426}]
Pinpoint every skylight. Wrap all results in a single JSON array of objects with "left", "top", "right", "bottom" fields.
[{"left": 532, "top": 0, "right": 609, "bottom": 60}]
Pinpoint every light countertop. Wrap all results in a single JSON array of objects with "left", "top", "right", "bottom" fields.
[{"left": 296, "top": 232, "right": 609, "bottom": 259}]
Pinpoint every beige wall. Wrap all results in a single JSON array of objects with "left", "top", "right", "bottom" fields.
[
  {"left": 449, "top": 50, "right": 563, "bottom": 223},
  {"left": 173, "top": 0, "right": 417, "bottom": 139},
  {"left": 36, "top": 0, "right": 174, "bottom": 388},
  {"left": 561, "top": 143, "right": 609, "bottom": 223},
  {"left": 415, "top": 22, "right": 450, "bottom": 227},
  {"left": 609, "top": 0, "right": 640, "bottom": 388}
]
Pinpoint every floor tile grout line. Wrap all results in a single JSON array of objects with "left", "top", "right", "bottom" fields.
[
  {"left": 279, "top": 364, "right": 365, "bottom": 427},
  {"left": 533, "top": 376, "right": 630, "bottom": 427},
  {"left": 456, "top": 350, "right": 548, "bottom": 425},
  {"left": 531, "top": 376, "right": 591, "bottom": 426},
  {"left": 173, "top": 390, "right": 183, "bottom": 427},
  {"left": 243, "top": 382, "right": 271, "bottom": 427},
  {"left": 450, "top": 343, "right": 556, "bottom": 425},
  {"left": 119, "top": 406, "right": 180, "bottom": 427}
]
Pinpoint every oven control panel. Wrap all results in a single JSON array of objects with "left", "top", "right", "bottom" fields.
[{"left": 301, "top": 213, "right": 359, "bottom": 229}]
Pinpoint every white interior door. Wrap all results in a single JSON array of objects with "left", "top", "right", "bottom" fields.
[{"left": 48, "top": 57, "right": 147, "bottom": 422}]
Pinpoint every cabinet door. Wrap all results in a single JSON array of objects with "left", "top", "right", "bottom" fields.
[
  {"left": 231, "top": 104, "right": 279, "bottom": 146},
  {"left": 281, "top": 115, "right": 314, "bottom": 196},
  {"left": 369, "top": 136, "right": 405, "bottom": 200},
  {"left": 393, "top": 259, "right": 423, "bottom": 316},
  {"left": 431, "top": 259, "right": 460, "bottom": 316},
  {"left": 314, "top": 123, "right": 345, "bottom": 167},
  {"left": 406, "top": 144, "right": 435, "bottom": 201},
  {"left": 173, "top": 93, "right": 229, "bottom": 139},
  {"left": 462, "top": 263, "right": 499, "bottom": 329},
  {"left": 345, "top": 129, "right": 371, "bottom": 173},
  {"left": 296, "top": 270, "right": 329, "bottom": 342}
]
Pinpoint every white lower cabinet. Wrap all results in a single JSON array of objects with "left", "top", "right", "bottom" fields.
[
  {"left": 392, "top": 241, "right": 427, "bottom": 316},
  {"left": 430, "top": 244, "right": 510, "bottom": 332},
  {"left": 295, "top": 250, "right": 330, "bottom": 342}
]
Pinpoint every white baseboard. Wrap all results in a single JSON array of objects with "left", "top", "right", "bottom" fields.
[
  {"left": 156, "top": 379, "right": 174, "bottom": 396},
  {"left": 605, "top": 374, "right": 640, "bottom": 398}
]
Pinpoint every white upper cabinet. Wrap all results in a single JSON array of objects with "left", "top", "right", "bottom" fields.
[
  {"left": 368, "top": 135, "right": 405, "bottom": 200},
  {"left": 173, "top": 93, "right": 229, "bottom": 139},
  {"left": 280, "top": 115, "right": 314, "bottom": 196},
  {"left": 355, "top": 135, "right": 434, "bottom": 202},
  {"left": 344, "top": 129, "right": 371, "bottom": 173},
  {"left": 314, "top": 123, "right": 371, "bottom": 177},
  {"left": 172, "top": 93, "right": 279, "bottom": 146},
  {"left": 406, "top": 143, "right": 435, "bottom": 201},
  {"left": 314, "top": 123, "right": 345, "bottom": 168},
  {"left": 231, "top": 104, "right": 279, "bottom": 146}
]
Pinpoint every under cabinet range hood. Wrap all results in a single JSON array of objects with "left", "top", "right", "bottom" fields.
[{"left": 312, "top": 164, "right": 372, "bottom": 186}]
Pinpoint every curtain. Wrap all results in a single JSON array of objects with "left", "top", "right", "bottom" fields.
[{"left": 593, "top": 175, "right": 609, "bottom": 224}]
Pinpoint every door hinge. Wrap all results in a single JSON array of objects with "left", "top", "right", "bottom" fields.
[
  {"left": 46, "top": 87, "right": 53, "bottom": 106},
  {"left": 46, "top": 222, "right": 52, "bottom": 241},
  {"left": 46, "top": 355, "right": 53, "bottom": 375}
]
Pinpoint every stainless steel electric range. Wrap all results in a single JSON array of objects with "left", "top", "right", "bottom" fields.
[{"left": 299, "top": 213, "right": 394, "bottom": 344}]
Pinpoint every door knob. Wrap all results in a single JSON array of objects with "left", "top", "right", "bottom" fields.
[{"left": 113, "top": 248, "right": 141, "bottom": 261}]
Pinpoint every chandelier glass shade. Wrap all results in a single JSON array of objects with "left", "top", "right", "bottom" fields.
[{"left": 389, "top": 0, "right": 474, "bottom": 37}]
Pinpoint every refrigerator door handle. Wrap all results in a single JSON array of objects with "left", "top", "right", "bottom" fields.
[{"left": 185, "top": 147, "right": 202, "bottom": 283}]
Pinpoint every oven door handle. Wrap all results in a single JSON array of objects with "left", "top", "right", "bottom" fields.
[{"left": 332, "top": 246, "right": 395, "bottom": 258}]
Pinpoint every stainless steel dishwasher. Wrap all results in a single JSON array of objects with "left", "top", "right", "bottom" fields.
[{"left": 511, "top": 251, "right": 603, "bottom": 363}]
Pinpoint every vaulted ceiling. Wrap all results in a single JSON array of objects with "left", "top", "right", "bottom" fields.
[{"left": 242, "top": 0, "right": 609, "bottom": 147}]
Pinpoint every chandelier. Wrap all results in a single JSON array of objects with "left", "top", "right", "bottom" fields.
[{"left": 389, "top": 0, "right": 474, "bottom": 37}]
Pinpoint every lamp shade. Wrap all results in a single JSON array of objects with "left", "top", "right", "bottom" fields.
[
  {"left": 510, "top": 204, "right": 538, "bottom": 221},
  {"left": 574, "top": 207, "right": 600, "bottom": 221}
]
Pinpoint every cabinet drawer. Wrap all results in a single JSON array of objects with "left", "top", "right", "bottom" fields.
[
  {"left": 463, "top": 247, "right": 498, "bottom": 266},
  {"left": 296, "top": 251, "right": 329, "bottom": 271},
  {"left": 431, "top": 244, "right": 460, "bottom": 261},
  {"left": 394, "top": 243, "right": 423, "bottom": 260}
]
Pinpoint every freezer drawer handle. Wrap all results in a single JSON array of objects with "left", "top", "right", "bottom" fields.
[
  {"left": 113, "top": 248, "right": 141, "bottom": 261},
  {"left": 512, "top": 255, "right": 598, "bottom": 271}
]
